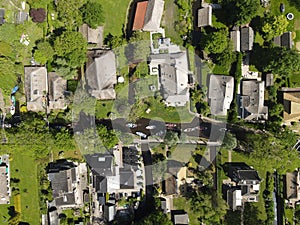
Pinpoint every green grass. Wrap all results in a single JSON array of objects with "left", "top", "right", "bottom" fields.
[
  {"left": 284, "top": 207, "right": 294, "bottom": 224},
  {"left": 135, "top": 76, "right": 158, "bottom": 99},
  {"left": 173, "top": 197, "right": 199, "bottom": 225},
  {"left": 200, "top": 61, "right": 211, "bottom": 87},
  {"left": 95, "top": 100, "right": 115, "bottom": 118},
  {"left": 162, "top": 0, "right": 183, "bottom": 45},
  {"left": 9, "top": 152, "right": 40, "bottom": 225},
  {"left": 289, "top": 72, "right": 300, "bottom": 87},
  {"left": 93, "top": 0, "right": 131, "bottom": 37},
  {"left": 213, "top": 64, "right": 230, "bottom": 75}
]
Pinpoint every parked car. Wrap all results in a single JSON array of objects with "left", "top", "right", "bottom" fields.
[
  {"left": 280, "top": 3, "right": 285, "bottom": 13},
  {"left": 136, "top": 132, "right": 147, "bottom": 138}
]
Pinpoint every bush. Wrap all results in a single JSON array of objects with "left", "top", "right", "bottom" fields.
[{"left": 30, "top": 8, "right": 46, "bottom": 23}]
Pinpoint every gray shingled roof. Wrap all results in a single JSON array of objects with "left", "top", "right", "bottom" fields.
[
  {"left": 143, "top": 0, "right": 164, "bottom": 31},
  {"left": 197, "top": 6, "right": 212, "bottom": 27},
  {"left": 208, "top": 74, "right": 234, "bottom": 116},
  {"left": 85, "top": 154, "right": 114, "bottom": 176},
  {"left": 174, "top": 213, "right": 189, "bottom": 225},
  {"left": 48, "top": 72, "right": 67, "bottom": 110},
  {"left": 240, "top": 27, "right": 254, "bottom": 52},
  {"left": 86, "top": 51, "right": 117, "bottom": 100}
]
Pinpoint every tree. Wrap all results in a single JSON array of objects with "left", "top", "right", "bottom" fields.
[
  {"left": 222, "top": 0, "right": 260, "bottom": 25},
  {"left": 164, "top": 131, "right": 179, "bottom": 147},
  {"left": 97, "top": 125, "right": 119, "bottom": 150},
  {"left": 213, "top": 43, "right": 235, "bottom": 68},
  {"left": 262, "top": 15, "right": 289, "bottom": 41},
  {"left": 56, "top": 0, "right": 87, "bottom": 29},
  {"left": 126, "top": 32, "right": 150, "bottom": 63},
  {"left": 201, "top": 29, "right": 228, "bottom": 54},
  {"left": 136, "top": 210, "right": 173, "bottom": 225},
  {"left": 54, "top": 31, "right": 87, "bottom": 68},
  {"left": 34, "top": 40, "right": 55, "bottom": 64},
  {"left": 104, "top": 33, "right": 126, "bottom": 49},
  {"left": 29, "top": 8, "right": 46, "bottom": 23},
  {"left": 221, "top": 132, "right": 237, "bottom": 150},
  {"left": 81, "top": 2, "right": 104, "bottom": 29}
]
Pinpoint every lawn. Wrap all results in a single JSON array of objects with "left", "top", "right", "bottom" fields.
[
  {"left": 289, "top": 72, "right": 300, "bottom": 87},
  {"left": 284, "top": 207, "right": 294, "bottom": 225},
  {"left": 95, "top": 100, "right": 115, "bottom": 119},
  {"left": 162, "top": 0, "right": 183, "bottom": 45},
  {"left": 135, "top": 75, "right": 158, "bottom": 99},
  {"left": 0, "top": 152, "right": 41, "bottom": 225},
  {"left": 173, "top": 197, "right": 199, "bottom": 225},
  {"left": 93, "top": 0, "right": 131, "bottom": 37},
  {"left": 213, "top": 64, "right": 230, "bottom": 76}
]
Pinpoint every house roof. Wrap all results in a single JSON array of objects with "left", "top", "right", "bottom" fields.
[
  {"left": 79, "top": 24, "right": 103, "bottom": 46},
  {"left": 0, "top": 166, "right": 9, "bottom": 204},
  {"left": 228, "top": 163, "right": 261, "bottom": 184},
  {"left": 0, "top": 9, "right": 5, "bottom": 25},
  {"left": 93, "top": 173, "right": 108, "bottom": 193},
  {"left": 15, "top": 11, "right": 28, "bottom": 24},
  {"left": 149, "top": 51, "right": 189, "bottom": 107},
  {"left": 197, "top": 6, "right": 212, "bottom": 27},
  {"left": 226, "top": 187, "right": 242, "bottom": 211},
  {"left": 24, "top": 66, "right": 47, "bottom": 112},
  {"left": 85, "top": 154, "right": 114, "bottom": 176},
  {"left": 265, "top": 73, "right": 274, "bottom": 87},
  {"left": 174, "top": 213, "right": 189, "bottom": 225},
  {"left": 86, "top": 51, "right": 117, "bottom": 100},
  {"left": 55, "top": 192, "right": 76, "bottom": 206},
  {"left": 48, "top": 72, "right": 67, "bottom": 110},
  {"left": 230, "top": 30, "right": 240, "bottom": 52},
  {"left": 143, "top": 0, "right": 164, "bottom": 31},
  {"left": 208, "top": 74, "right": 234, "bottom": 116},
  {"left": 120, "top": 169, "right": 134, "bottom": 189},
  {"left": 282, "top": 89, "right": 300, "bottom": 123},
  {"left": 285, "top": 171, "right": 300, "bottom": 200},
  {"left": 133, "top": 1, "right": 148, "bottom": 30},
  {"left": 162, "top": 173, "right": 177, "bottom": 195},
  {"left": 240, "top": 80, "right": 268, "bottom": 121},
  {"left": 281, "top": 32, "right": 293, "bottom": 49},
  {"left": 240, "top": 27, "right": 254, "bottom": 52}
]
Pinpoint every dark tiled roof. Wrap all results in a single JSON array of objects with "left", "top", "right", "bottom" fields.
[
  {"left": 85, "top": 153, "right": 114, "bottom": 176},
  {"left": 48, "top": 171, "right": 69, "bottom": 198},
  {"left": 241, "top": 27, "right": 254, "bottom": 52},
  {"left": 55, "top": 192, "right": 76, "bottom": 206},
  {"left": 162, "top": 173, "right": 177, "bottom": 195},
  {"left": 120, "top": 169, "right": 134, "bottom": 189}
]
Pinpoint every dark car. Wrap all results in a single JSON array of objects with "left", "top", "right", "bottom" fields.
[{"left": 280, "top": 3, "right": 285, "bottom": 13}]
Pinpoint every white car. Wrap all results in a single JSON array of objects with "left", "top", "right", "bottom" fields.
[
  {"left": 136, "top": 132, "right": 147, "bottom": 138},
  {"left": 146, "top": 125, "right": 156, "bottom": 130},
  {"left": 126, "top": 123, "right": 137, "bottom": 128}
]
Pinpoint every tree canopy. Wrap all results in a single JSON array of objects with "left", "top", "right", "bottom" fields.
[
  {"left": 54, "top": 31, "right": 87, "bottom": 68},
  {"left": 34, "top": 40, "right": 55, "bottom": 64},
  {"left": 136, "top": 210, "right": 173, "bottom": 225},
  {"left": 262, "top": 15, "right": 289, "bottom": 41},
  {"left": 222, "top": 0, "right": 260, "bottom": 25},
  {"left": 200, "top": 29, "right": 229, "bottom": 54},
  {"left": 81, "top": 1, "right": 104, "bottom": 29}
]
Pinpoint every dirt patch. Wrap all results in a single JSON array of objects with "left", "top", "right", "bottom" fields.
[{"left": 296, "top": 42, "right": 300, "bottom": 51}]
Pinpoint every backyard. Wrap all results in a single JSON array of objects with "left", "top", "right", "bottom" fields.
[
  {"left": 173, "top": 197, "right": 199, "bottom": 225},
  {"left": 93, "top": 0, "right": 131, "bottom": 37}
]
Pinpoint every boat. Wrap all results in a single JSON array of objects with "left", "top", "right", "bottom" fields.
[
  {"left": 126, "top": 123, "right": 137, "bottom": 128},
  {"left": 11, "top": 86, "right": 19, "bottom": 95},
  {"left": 135, "top": 132, "right": 147, "bottom": 138},
  {"left": 10, "top": 106, "right": 15, "bottom": 115},
  {"left": 146, "top": 125, "right": 156, "bottom": 130}
]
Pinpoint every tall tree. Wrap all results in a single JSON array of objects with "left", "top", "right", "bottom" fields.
[
  {"left": 34, "top": 40, "right": 55, "bottom": 64},
  {"left": 200, "top": 29, "right": 229, "bottom": 54},
  {"left": 262, "top": 15, "right": 289, "bottom": 41},
  {"left": 54, "top": 31, "right": 87, "bottom": 68},
  {"left": 81, "top": 1, "right": 104, "bottom": 28}
]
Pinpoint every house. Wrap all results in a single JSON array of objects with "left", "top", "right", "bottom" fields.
[
  {"left": 264, "top": 73, "right": 274, "bottom": 87},
  {"left": 230, "top": 29, "right": 241, "bottom": 52},
  {"left": 0, "top": 154, "right": 10, "bottom": 204},
  {"left": 239, "top": 80, "right": 268, "bottom": 121},
  {"left": 197, "top": 5, "right": 212, "bottom": 27},
  {"left": 227, "top": 163, "right": 261, "bottom": 202},
  {"left": 48, "top": 72, "right": 67, "bottom": 110},
  {"left": 132, "top": 1, "right": 148, "bottom": 30},
  {"left": 171, "top": 210, "right": 189, "bottom": 225},
  {"left": 281, "top": 88, "right": 300, "bottom": 124},
  {"left": 143, "top": 0, "right": 164, "bottom": 31},
  {"left": 15, "top": 11, "right": 29, "bottom": 23},
  {"left": 104, "top": 203, "right": 116, "bottom": 222},
  {"left": 284, "top": 170, "right": 300, "bottom": 207},
  {"left": 224, "top": 186, "right": 242, "bottom": 211},
  {"left": 0, "top": 9, "right": 5, "bottom": 25},
  {"left": 274, "top": 32, "right": 293, "bottom": 49},
  {"left": 86, "top": 51, "right": 117, "bottom": 100},
  {"left": 47, "top": 161, "right": 87, "bottom": 209},
  {"left": 79, "top": 24, "right": 103, "bottom": 47},
  {"left": 149, "top": 40, "right": 190, "bottom": 107},
  {"left": 162, "top": 173, "right": 177, "bottom": 195},
  {"left": 24, "top": 66, "right": 48, "bottom": 112},
  {"left": 240, "top": 27, "right": 254, "bottom": 52},
  {"left": 208, "top": 74, "right": 234, "bottom": 116}
]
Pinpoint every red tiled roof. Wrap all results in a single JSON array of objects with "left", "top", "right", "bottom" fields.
[{"left": 132, "top": 1, "right": 148, "bottom": 31}]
